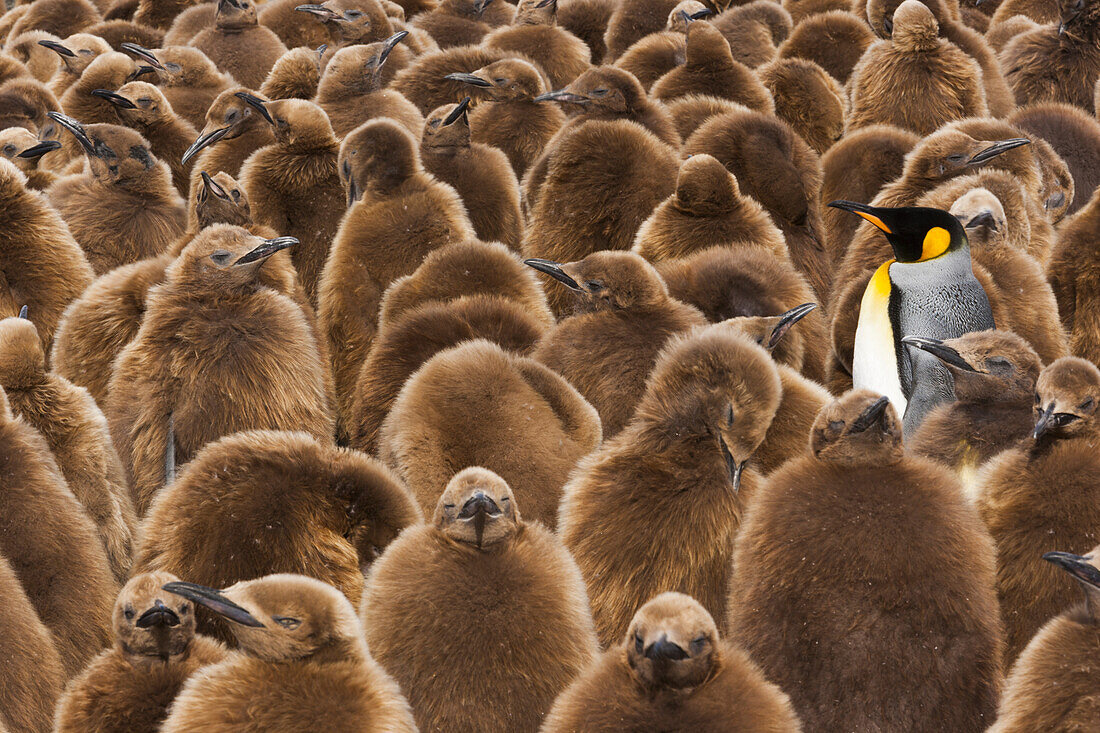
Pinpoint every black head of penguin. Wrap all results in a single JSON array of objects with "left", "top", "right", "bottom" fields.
[{"left": 827, "top": 201, "right": 968, "bottom": 263}]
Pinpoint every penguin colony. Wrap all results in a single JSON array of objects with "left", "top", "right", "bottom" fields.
[{"left": 0, "top": 0, "right": 1099, "bottom": 727}]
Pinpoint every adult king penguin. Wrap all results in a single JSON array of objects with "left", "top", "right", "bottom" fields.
[{"left": 828, "top": 201, "right": 993, "bottom": 435}]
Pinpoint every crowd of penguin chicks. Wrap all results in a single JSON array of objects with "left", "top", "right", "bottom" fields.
[{"left": 0, "top": 0, "right": 1098, "bottom": 726}]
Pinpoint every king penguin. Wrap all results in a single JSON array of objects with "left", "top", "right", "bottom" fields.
[{"left": 828, "top": 201, "right": 994, "bottom": 436}]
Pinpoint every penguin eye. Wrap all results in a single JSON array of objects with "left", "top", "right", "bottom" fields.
[
  {"left": 689, "top": 635, "right": 707, "bottom": 654},
  {"left": 137, "top": 97, "right": 153, "bottom": 109},
  {"left": 79, "top": 48, "right": 94, "bottom": 56},
  {"left": 985, "top": 356, "right": 1011, "bottom": 374},
  {"left": 225, "top": 109, "right": 238, "bottom": 123},
  {"left": 230, "top": 189, "right": 241, "bottom": 202},
  {"left": 210, "top": 250, "right": 232, "bottom": 264},
  {"left": 1081, "top": 398, "right": 1095, "bottom": 411},
  {"left": 179, "top": 605, "right": 189, "bottom": 615},
  {"left": 946, "top": 154, "right": 966, "bottom": 164},
  {"left": 590, "top": 88, "right": 609, "bottom": 97},
  {"left": 494, "top": 77, "right": 506, "bottom": 84},
  {"left": 273, "top": 615, "right": 301, "bottom": 629},
  {"left": 124, "top": 606, "right": 135, "bottom": 620},
  {"left": 443, "top": 503, "right": 455, "bottom": 510},
  {"left": 828, "top": 419, "right": 845, "bottom": 432},
  {"left": 1034, "top": 392, "right": 1041, "bottom": 406},
  {"left": 165, "top": 62, "right": 182, "bottom": 73},
  {"left": 726, "top": 405, "right": 735, "bottom": 427},
  {"left": 2, "top": 144, "right": 13, "bottom": 156},
  {"left": 345, "top": 9, "right": 363, "bottom": 17},
  {"left": 585, "top": 280, "right": 603, "bottom": 291},
  {"left": 634, "top": 632, "right": 644, "bottom": 654}
]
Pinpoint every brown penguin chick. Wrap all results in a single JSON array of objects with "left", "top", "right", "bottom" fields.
[
  {"left": 5, "top": 30, "right": 62, "bottom": 83},
  {"left": 447, "top": 57, "right": 565, "bottom": 178},
  {"left": 0, "top": 315, "right": 136, "bottom": 586},
  {"left": 119, "top": 44, "right": 234, "bottom": 129},
  {"left": 847, "top": 1, "right": 988, "bottom": 135},
  {"left": 132, "top": 0, "right": 199, "bottom": 30},
  {"left": 294, "top": 0, "right": 417, "bottom": 73},
  {"left": 530, "top": 252, "right": 706, "bottom": 439},
  {"left": 236, "top": 95, "right": 343, "bottom": 303},
  {"left": 54, "top": 572, "right": 228, "bottom": 733},
  {"left": 162, "top": 3, "right": 217, "bottom": 46},
  {"left": 1024, "top": 134, "right": 1074, "bottom": 223},
  {"left": 40, "top": 32, "right": 112, "bottom": 97},
  {"left": 820, "top": 124, "right": 919, "bottom": 265},
  {"left": 684, "top": 108, "right": 831, "bottom": 303},
  {"left": 161, "top": 574, "right": 417, "bottom": 733},
  {"left": 187, "top": 0, "right": 287, "bottom": 90},
  {"left": 0, "top": 6, "right": 31, "bottom": 46},
  {"left": 991, "top": 0, "right": 1060, "bottom": 23},
  {"left": 986, "top": 14, "right": 1040, "bottom": 52},
  {"left": 649, "top": 21, "right": 774, "bottom": 113},
  {"left": 989, "top": 547, "right": 1100, "bottom": 731},
  {"left": 389, "top": 44, "right": 530, "bottom": 115},
  {"left": 134, "top": 430, "right": 421, "bottom": 639},
  {"left": 778, "top": 10, "right": 875, "bottom": 83},
  {"left": 542, "top": 592, "right": 802, "bottom": 733},
  {"left": 412, "top": 0, "right": 512, "bottom": 48},
  {"left": 349, "top": 294, "right": 546, "bottom": 455},
  {"left": 0, "top": 55, "right": 31, "bottom": 88},
  {"left": 905, "top": 330, "right": 1041, "bottom": 498},
  {"left": 7, "top": 0, "right": 101, "bottom": 41},
  {"left": 603, "top": 0, "right": 679, "bottom": 62},
  {"left": 46, "top": 114, "right": 187, "bottom": 274},
  {"left": 94, "top": 80, "right": 197, "bottom": 195},
  {"left": 1049, "top": 186, "right": 1100, "bottom": 364},
  {"left": 104, "top": 225, "right": 334, "bottom": 511},
  {"left": 709, "top": 1, "right": 790, "bottom": 69},
  {"left": 258, "top": 44, "right": 324, "bottom": 100},
  {"left": 378, "top": 340, "right": 601, "bottom": 527},
  {"left": 315, "top": 32, "right": 425, "bottom": 137},
  {"left": 0, "top": 382, "right": 117, "bottom": 677},
  {"left": 0, "top": 549, "right": 65, "bottom": 733},
  {"left": 181, "top": 86, "right": 274, "bottom": 201},
  {"left": 556, "top": 0, "right": 613, "bottom": 63},
  {"left": 361, "top": 467, "right": 599, "bottom": 733},
  {"left": 663, "top": 93, "right": 746, "bottom": 140},
  {"left": 729, "top": 389, "right": 1004, "bottom": 731},
  {"left": 318, "top": 119, "right": 474, "bottom": 424},
  {"left": 85, "top": 19, "right": 166, "bottom": 50},
  {"left": 255, "top": 0, "right": 332, "bottom": 51},
  {"left": 482, "top": 0, "right": 591, "bottom": 89},
  {"left": 757, "top": 57, "right": 846, "bottom": 155},
  {"left": 560, "top": 325, "right": 781, "bottom": 645},
  {"left": 612, "top": 1, "right": 707, "bottom": 92},
  {"left": 420, "top": 99, "right": 522, "bottom": 249},
  {"left": 1010, "top": 102, "right": 1100, "bottom": 216},
  {"left": 0, "top": 158, "right": 93, "bottom": 349},
  {"left": 57, "top": 51, "right": 142, "bottom": 145},
  {"left": 0, "top": 125, "right": 61, "bottom": 190},
  {"left": 976, "top": 356, "right": 1100, "bottom": 663},
  {"left": 633, "top": 153, "right": 788, "bottom": 264},
  {"left": 783, "top": 0, "right": 850, "bottom": 23},
  {"left": 1000, "top": 0, "right": 1100, "bottom": 113}
]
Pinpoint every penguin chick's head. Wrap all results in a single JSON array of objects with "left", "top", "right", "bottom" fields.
[
  {"left": 714, "top": 303, "right": 817, "bottom": 373},
  {"left": 1059, "top": 0, "right": 1100, "bottom": 38},
  {"left": 339, "top": 117, "right": 419, "bottom": 203},
  {"left": 673, "top": 154, "right": 741, "bottom": 216},
  {"left": 0, "top": 126, "right": 60, "bottom": 172},
  {"left": 93, "top": 81, "right": 172, "bottom": 127},
  {"left": 1044, "top": 545, "right": 1100, "bottom": 621},
  {"left": 889, "top": 0, "right": 939, "bottom": 51},
  {"left": 183, "top": 87, "right": 273, "bottom": 165},
  {"left": 513, "top": 0, "right": 557, "bottom": 25},
  {"left": 1032, "top": 357, "right": 1100, "bottom": 442},
  {"left": 170, "top": 224, "right": 297, "bottom": 287},
  {"left": 120, "top": 44, "right": 219, "bottom": 88},
  {"left": 297, "top": 0, "right": 392, "bottom": 42},
  {"left": 322, "top": 31, "right": 407, "bottom": 93},
  {"left": 902, "top": 330, "right": 1040, "bottom": 402},
  {"left": 216, "top": 0, "right": 259, "bottom": 30},
  {"left": 827, "top": 200, "right": 967, "bottom": 263},
  {"left": 811, "top": 389, "right": 903, "bottom": 465},
  {"left": 41, "top": 33, "right": 112, "bottom": 76},
  {"left": 445, "top": 58, "right": 548, "bottom": 101},
  {"left": 195, "top": 170, "right": 253, "bottom": 229},
  {"left": 48, "top": 113, "right": 159, "bottom": 188},
  {"left": 164, "top": 574, "right": 366, "bottom": 663},
  {"left": 948, "top": 187, "right": 1008, "bottom": 251},
  {"left": 0, "top": 315, "right": 45, "bottom": 390},
  {"left": 626, "top": 592, "right": 719, "bottom": 692},
  {"left": 534, "top": 66, "right": 645, "bottom": 116},
  {"left": 667, "top": 1, "right": 711, "bottom": 32},
  {"left": 684, "top": 19, "right": 734, "bottom": 69},
  {"left": 902, "top": 130, "right": 1032, "bottom": 186},
  {"left": 116, "top": 572, "right": 197, "bottom": 663},
  {"left": 423, "top": 98, "right": 471, "bottom": 150},
  {"left": 434, "top": 467, "right": 520, "bottom": 550},
  {"left": 235, "top": 94, "right": 336, "bottom": 151},
  {"left": 524, "top": 251, "right": 669, "bottom": 312}
]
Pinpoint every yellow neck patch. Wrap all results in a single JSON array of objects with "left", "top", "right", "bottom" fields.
[{"left": 920, "top": 226, "right": 951, "bottom": 261}]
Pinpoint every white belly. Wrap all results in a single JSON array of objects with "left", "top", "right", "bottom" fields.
[{"left": 853, "top": 262, "right": 907, "bottom": 416}]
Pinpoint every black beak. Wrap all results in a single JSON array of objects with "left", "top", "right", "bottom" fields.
[
  {"left": 533, "top": 89, "right": 588, "bottom": 104},
  {"left": 199, "top": 170, "right": 231, "bottom": 200},
  {"left": 120, "top": 43, "right": 165, "bottom": 70},
  {"left": 689, "top": 8, "right": 713, "bottom": 18},
  {"left": 458, "top": 492, "right": 501, "bottom": 549},
  {"left": 534, "top": 0, "right": 556, "bottom": 7},
  {"left": 1043, "top": 551, "right": 1100, "bottom": 589},
  {"left": 235, "top": 236, "right": 298, "bottom": 265},
  {"left": 343, "top": 158, "right": 359, "bottom": 206},
  {"left": 644, "top": 636, "right": 689, "bottom": 662},
  {"left": 91, "top": 89, "right": 138, "bottom": 109},
  {"left": 850, "top": 395, "right": 891, "bottom": 433},
  {"left": 377, "top": 30, "right": 408, "bottom": 66},
  {"left": 967, "top": 138, "right": 1031, "bottom": 166},
  {"left": 135, "top": 599, "right": 182, "bottom": 629},
  {"left": 18, "top": 305, "right": 28, "bottom": 319},
  {"left": 181, "top": 125, "right": 231, "bottom": 165},
  {"left": 47, "top": 111, "right": 97, "bottom": 157},
  {"left": 678, "top": 9, "right": 693, "bottom": 24},
  {"left": 443, "top": 97, "right": 471, "bottom": 126},
  {"left": 444, "top": 72, "right": 493, "bottom": 88},
  {"left": 295, "top": 2, "right": 335, "bottom": 16},
  {"left": 883, "top": 14, "right": 893, "bottom": 34},
  {"left": 474, "top": 0, "right": 495, "bottom": 16},
  {"left": 162, "top": 582, "right": 264, "bottom": 628},
  {"left": 127, "top": 65, "right": 158, "bottom": 82},
  {"left": 768, "top": 302, "right": 816, "bottom": 349},
  {"left": 1033, "top": 403, "right": 1055, "bottom": 440},
  {"left": 17, "top": 139, "right": 61, "bottom": 159},
  {"left": 1045, "top": 190, "right": 1066, "bottom": 212},
  {"left": 523, "top": 258, "right": 583, "bottom": 291},
  {"left": 234, "top": 92, "right": 274, "bottom": 125},
  {"left": 718, "top": 434, "right": 745, "bottom": 492},
  {"left": 218, "top": 0, "right": 244, "bottom": 9},
  {"left": 963, "top": 210, "right": 998, "bottom": 231},
  {"left": 38, "top": 39, "right": 75, "bottom": 57},
  {"left": 901, "top": 336, "right": 977, "bottom": 372}
]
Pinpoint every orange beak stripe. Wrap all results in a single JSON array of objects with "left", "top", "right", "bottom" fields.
[{"left": 856, "top": 211, "right": 892, "bottom": 234}]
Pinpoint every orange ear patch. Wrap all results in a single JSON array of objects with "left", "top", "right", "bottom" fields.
[{"left": 920, "top": 226, "right": 951, "bottom": 261}]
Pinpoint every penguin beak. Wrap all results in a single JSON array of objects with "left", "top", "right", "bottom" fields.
[
  {"left": 235, "top": 236, "right": 298, "bottom": 265},
  {"left": 443, "top": 97, "right": 471, "bottom": 126},
  {"left": 37, "top": 39, "right": 75, "bottom": 57},
  {"left": 444, "top": 72, "right": 493, "bottom": 88},
  {"left": 16, "top": 139, "right": 61, "bottom": 159},
  {"left": 1043, "top": 552, "right": 1100, "bottom": 589},
  {"left": 182, "top": 125, "right": 231, "bottom": 165},
  {"left": 533, "top": 89, "right": 588, "bottom": 104},
  {"left": 47, "top": 111, "right": 98, "bottom": 157},
  {"left": 234, "top": 92, "right": 275, "bottom": 125},
  {"left": 162, "top": 582, "right": 265, "bottom": 628},
  {"left": 768, "top": 303, "right": 816, "bottom": 349},
  {"left": 523, "top": 258, "right": 583, "bottom": 291},
  {"left": 644, "top": 636, "right": 689, "bottom": 662},
  {"left": 135, "top": 599, "right": 181, "bottom": 629},
  {"left": 678, "top": 9, "right": 694, "bottom": 24},
  {"left": 128, "top": 65, "right": 159, "bottom": 82},
  {"left": 120, "top": 43, "right": 166, "bottom": 71},
  {"left": 474, "top": 0, "right": 495, "bottom": 17},
  {"left": 967, "top": 138, "right": 1030, "bottom": 166},
  {"left": 1045, "top": 190, "right": 1066, "bottom": 212},
  {"left": 689, "top": 8, "right": 713, "bottom": 18},
  {"left": 377, "top": 30, "right": 408, "bottom": 66},
  {"left": 295, "top": 3, "right": 340, "bottom": 18},
  {"left": 964, "top": 210, "right": 998, "bottom": 232},
  {"left": 18, "top": 305, "right": 28, "bottom": 320},
  {"left": 826, "top": 200, "right": 893, "bottom": 235},
  {"left": 1033, "top": 403, "right": 1055, "bottom": 440},
  {"left": 534, "top": 0, "right": 556, "bottom": 7},
  {"left": 900, "top": 336, "right": 976, "bottom": 372},
  {"left": 90, "top": 89, "right": 138, "bottom": 109},
  {"left": 458, "top": 492, "right": 501, "bottom": 549},
  {"left": 717, "top": 435, "right": 745, "bottom": 492},
  {"left": 199, "top": 170, "right": 231, "bottom": 201},
  {"left": 850, "top": 396, "right": 891, "bottom": 433}
]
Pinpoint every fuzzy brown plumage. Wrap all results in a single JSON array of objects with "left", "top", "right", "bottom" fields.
[
  {"left": 0, "top": 126, "right": 60, "bottom": 190},
  {"left": 256, "top": 0, "right": 333, "bottom": 50},
  {"left": 379, "top": 340, "right": 601, "bottom": 528},
  {"left": 560, "top": 325, "right": 781, "bottom": 646},
  {"left": 41, "top": 32, "right": 111, "bottom": 97},
  {"left": 1010, "top": 102, "right": 1100, "bottom": 216},
  {"left": 542, "top": 592, "right": 801, "bottom": 733},
  {"left": 730, "top": 389, "right": 1004, "bottom": 732},
  {"left": 556, "top": 0, "right": 613, "bottom": 62},
  {"left": 258, "top": 45, "right": 323, "bottom": 100},
  {"left": 85, "top": 19, "right": 165, "bottom": 49},
  {"left": 483, "top": 0, "right": 591, "bottom": 88},
  {"left": 663, "top": 93, "right": 745, "bottom": 140},
  {"left": 757, "top": 57, "right": 846, "bottom": 155},
  {"left": 189, "top": 0, "right": 287, "bottom": 89},
  {"left": 53, "top": 572, "right": 228, "bottom": 733},
  {"left": 361, "top": 467, "right": 599, "bottom": 733},
  {"left": 5, "top": 31, "right": 62, "bottom": 83},
  {"left": 161, "top": 3, "right": 216, "bottom": 45},
  {"left": 411, "top": 0, "right": 513, "bottom": 49},
  {"left": 1049, "top": 186, "right": 1100, "bottom": 364},
  {"left": 134, "top": 46, "right": 234, "bottom": 130},
  {"left": 612, "top": 1, "right": 695, "bottom": 92},
  {"left": 102, "top": 80, "right": 197, "bottom": 195},
  {"left": 603, "top": 0, "right": 679, "bottom": 61},
  {"left": 184, "top": 87, "right": 274, "bottom": 202},
  {"left": 391, "top": 44, "right": 530, "bottom": 114},
  {"left": 710, "top": 1, "right": 790, "bottom": 68},
  {"left": 315, "top": 40, "right": 424, "bottom": 138},
  {"left": 8, "top": 0, "right": 101, "bottom": 40},
  {"left": 778, "top": 10, "right": 873, "bottom": 83},
  {"left": 57, "top": 52, "right": 139, "bottom": 138}
]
